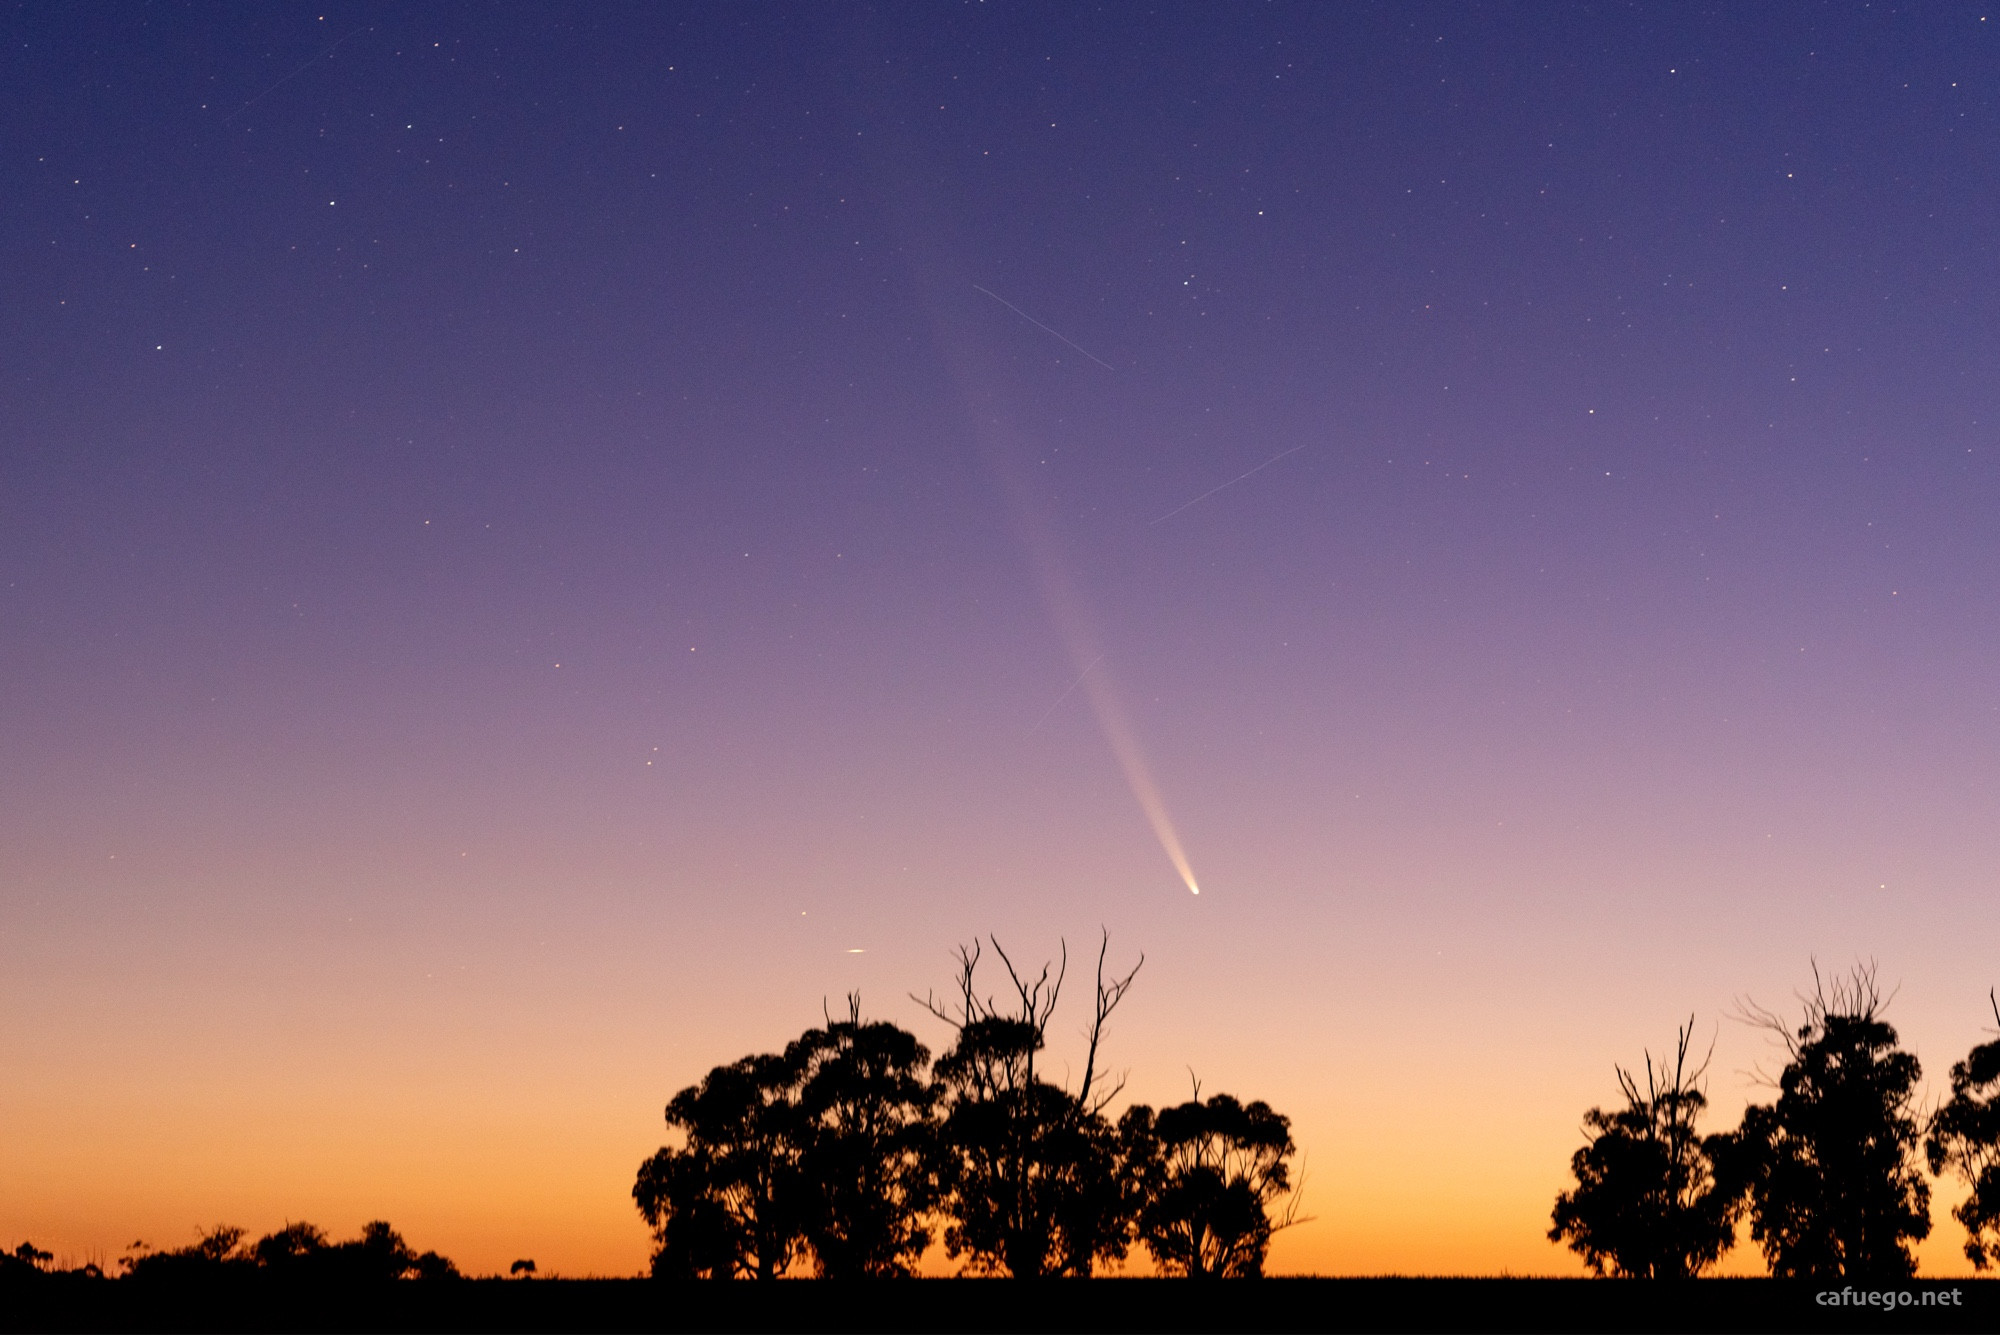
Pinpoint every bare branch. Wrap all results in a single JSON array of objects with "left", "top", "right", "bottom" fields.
[
  {"left": 988, "top": 937, "right": 1039, "bottom": 1021},
  {"left": 1734, "top": 959, "right": 1896, "bottom": 1086},
  {"left": 1271, "top": 1162, "right": 1314, "bottom": 1235},
  {"left": 1077, "top": 929, "right": 1144, "bottom": 1112},
  {"left": 910, "top": 941, "right": 985, "bottom": 1031}
]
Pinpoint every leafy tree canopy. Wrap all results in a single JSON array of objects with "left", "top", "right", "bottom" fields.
[
  {"left": 787, "top": 998, "right": 936, "bottom": 1277},
  {"left": 1926, "top": 990, "right": 2000, "bottom": 1269},
  {"left": 1720, "top": 964, "right": 1930, "bottom": 1281},
  {"left": 635, "top": 1050, "right": 809, "bottom": 1279},
  {"left": 1549, "top": 1022, "right": 1737, "bottom": 1278},
  {"left": 1126, "top": 1090, "right": 1299, "bottom": 1278}
]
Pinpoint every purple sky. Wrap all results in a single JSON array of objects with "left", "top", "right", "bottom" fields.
[{"left": 4, "top": 2, "right": 1998, "bottom": 1275}]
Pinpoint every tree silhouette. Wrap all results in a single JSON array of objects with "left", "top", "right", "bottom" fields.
[
  {"left": 252, "top": 1222, "right": 328, "bottom": 1270},
  {"left": 634, "top": 1051, "right": 809, "bottom": 1279},
  {"left": 1548, "top": 1020, "right": 1738, "bottom": 1277},
  {"left": 634, "top": 1004, "right": 938, "bottom": 1279},
  {"left": 122, "top": 1224, "right": 253, "bottom": 1278},
  {"left": 122, "top": 1220, "right": 453, "bottom": 1282},
  {"left": 3, "top": 1242, "right": 54, "bottom": 1277},
  {"left": 916, "top": 934, "right": 1144, "bottom": 1276},
  {"left": 787, "top": 997, "right": 937, "bottom": 1277},
  {"left": 1926, "top": 989, "right": 2000, "bottom": 1269},
  {"left": 1718, "top": 963, "right": 1931, "bottom": 1280},
  {"left": 344, "top": 1221, "right": 428, "bottom": 1282},
  {"left": 248, "top": 1219, "right": 454, "bottom": 1282},
  {"left": 409, "top": 1248, "right": 462, "bottom": 1281},
  {"left": 626, "top": 934, "right": 1322, "bottom": 1280},
  {"left": 1125, "top": 1088, "right": 1300, "bottom": 1277},
  {"left": 1046, "top": 1100, "right": 1139, "bottom": 1277}
]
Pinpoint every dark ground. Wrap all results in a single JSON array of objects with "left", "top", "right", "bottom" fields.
[{"left": 2, "top": 1276, "right": 1994, "bottom": 1334}]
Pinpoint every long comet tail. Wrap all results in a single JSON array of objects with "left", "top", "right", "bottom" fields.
[
  {"left": 902, "top": 260, "right": 1195, "bottom": 895},
  {"left": 1077, "top": 671, "right": 1202, "bottom": 894},
  {"left": 1003, "top": 463, "right": 1202, "bottom": 896}
]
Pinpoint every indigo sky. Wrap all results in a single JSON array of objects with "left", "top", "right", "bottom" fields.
[{"left": 4, "top": 2, "right": 1998, "bottom": 1275}]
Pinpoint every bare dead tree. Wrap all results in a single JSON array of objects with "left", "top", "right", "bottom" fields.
[
  {"left": 1077, "top": 929, "right": 1144, "bottom": 1114},
  {"left": 914, "top": 936, "right": 1067, "bottom": 1088},
  {"left": 913, "top": 932, "right": 1140, "bottom": 1109},
  {"left": 991, "top": 937, "right": 1064, "bottom": 1088},
  {"left": 820, "top": 990, "right": 865, "bottom": 1029},
  {"left": 913, "top": 939, "right": 985, "bottom": 1032},
  {"left": 1614, "top": 1018, "right": 1716, "bottom": 1125},
  {"left": 916, "top": 933, "right": 1149, "bottom": 1276},
  {"left": 916, "top": 938, "right": 1035, "bottom": 1030}
]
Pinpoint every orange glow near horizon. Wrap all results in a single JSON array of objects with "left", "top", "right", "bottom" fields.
[
  {"left": 3, "top": 845, "right": 1990, "bottom": 1279},
  {"left": 6, "top": 2, "right": 1998, "bottom": 1290}
]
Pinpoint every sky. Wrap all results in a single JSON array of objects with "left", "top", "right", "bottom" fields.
[{"left": 3, "top": 1, "right": 1998, "bottom": 1278}]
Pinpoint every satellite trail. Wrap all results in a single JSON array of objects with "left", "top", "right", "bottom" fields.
[
  {"left": 223, "top": 26, "right": 370, "bottom": 125},
  {"left": 973, "top": 285, "right": 1117, "bottom": 371},
  {"left": 1030, "top": 653, "right": 1105, "bottom": 732},
  {"left": 1151, "top": 445, "right": 1305, "bottom": 524}
]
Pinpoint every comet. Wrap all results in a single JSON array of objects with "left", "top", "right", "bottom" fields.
[
  {"left": 906, "top": 272, "right": 1204, "bottom": 896},
  {"left": 1072, "top": 664, "right": 1203, "bottom": 895},
  {"left": 989, "top": 438, "right": 1204, "bottom": 897}
]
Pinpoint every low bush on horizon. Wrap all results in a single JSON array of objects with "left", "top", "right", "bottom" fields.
[{"left": 1, "top": 1221, "right": 462, "bottom": 1285}]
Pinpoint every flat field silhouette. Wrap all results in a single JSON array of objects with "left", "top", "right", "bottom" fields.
[{"left": 4, "top": 1273, "right": 1997, "bottom": 1335}]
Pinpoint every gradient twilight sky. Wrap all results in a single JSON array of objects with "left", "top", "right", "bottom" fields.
[{"left": 4, "top": 1, "right": 1998, "bottom": 1278}]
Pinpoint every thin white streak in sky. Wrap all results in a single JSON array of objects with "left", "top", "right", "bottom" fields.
[
  {"left": 1030, "top": 653, "right": 1106, "bottom": 732},
  {"left": 1152, "top": 445, "right": 1306, "bottom": 524},
  {"left": 223, "top": 27, "right": 369, "bottom": 125},
  {"left": 973, "top": 285, "right": 1117, "bottom": 371}
]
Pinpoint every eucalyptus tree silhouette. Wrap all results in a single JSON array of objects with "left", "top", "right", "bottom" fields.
[
  {"left": 1548, "top": 1020, "right": 1738, "bottom": 1277},
  {"left": 915, "top": 933, "right": 1144, "bottom": 1277},
  {"left": 1718, "top": 964, "right": 1930, "bottom": 1280},
  {"left": 634, "top": 1000, "right": 937, "bottom": 1279},
  {"left": 787, "top": 997, "right": 936, "bottom": 1277},
  {"left": 1926, "top": 989, "right": 2000, "bottom": 1269},
  {"left": 634, "top": 1051, "right": 809, "bottom": 1279},
  {"left": 1123, "top": 1088, "right": 1300, "bottom": 1277}
]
